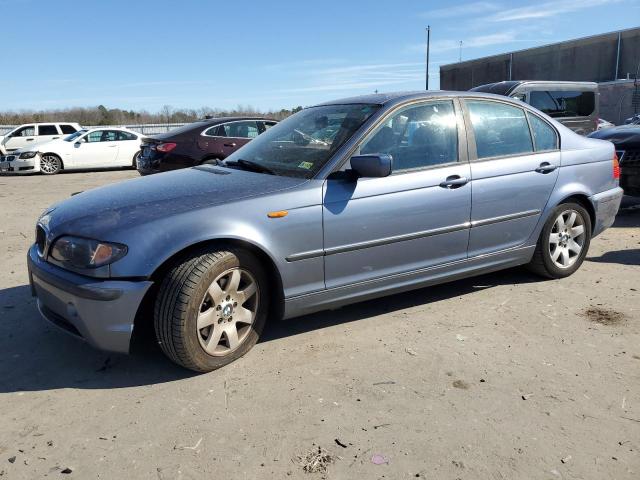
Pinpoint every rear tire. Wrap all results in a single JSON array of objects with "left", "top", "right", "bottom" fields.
[
  {"left": 40, "top": 154, "right": 62, "bottom": 175},
  {"left": 527, "top": 202, "right": 591, "bottom": 279},
  {"left": 132, "top": 151, "right": 141, "bottom": 168},
  {"left": 154, "top": 247, "right": 268, "bottom": 372}
]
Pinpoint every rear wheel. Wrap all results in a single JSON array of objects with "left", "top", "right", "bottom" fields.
[
  {"left": 154, "top": 248, "right": 268, "bottom": 372},
  {"left": 40, "top": 154, "right": 62, "bottom": 175},
  {"left": 527, "top": 202, "right": 591, "bottom": 278},
  {"left": 132, "top": 151, "right": 141, "bottom": 168}
]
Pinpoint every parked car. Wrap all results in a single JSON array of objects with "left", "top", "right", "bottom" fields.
[
  {"left": 0, "top": 127, "right": 142, "bottom": 175},
  {"left": 597, "top": 118, "right": 615, "bottom": 130},
  {"left": 0, "top": 123, "right": 81, "bottom": 155},
  {"left": 471, "top": 81, "right": 599, "bottom": 135},
  {"left": 136, "top": 117, "right": 277, "bottom": 175},
  {"left": 28, "top": 91, "right": 622, "bottom": 372},
  {"left": 589, "top": 125, "right": 640, "bottom": 196},
  {"left": 625, "top": 114, "right": 640, "bottom": 125}
]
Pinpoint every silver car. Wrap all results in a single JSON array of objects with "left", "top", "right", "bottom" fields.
[{"left": 28, "top": 92, "right": 623, "bottom": 372}]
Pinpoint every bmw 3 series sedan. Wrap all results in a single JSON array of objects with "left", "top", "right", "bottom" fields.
[{"left": 28, "top": 91, "right": 623, "bottom": 372}]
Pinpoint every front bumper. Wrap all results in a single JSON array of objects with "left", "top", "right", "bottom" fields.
[
  {"left": 27, "top": 245, "right": 152, "bottom": 353},
  {"left": 590, "top": 186, "right": 624, "bottom": 237},
  {"left": 0, "top": 154, "right": 40, "bottom": 174}
]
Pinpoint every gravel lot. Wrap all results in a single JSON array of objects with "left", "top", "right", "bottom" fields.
[{"left": 0, "top": 170, "right": 638, "bottom": 479}]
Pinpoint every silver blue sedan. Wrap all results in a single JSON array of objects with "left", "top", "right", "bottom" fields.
[{"left": 28, "top": 91, "right": 623, "bottom": 372}]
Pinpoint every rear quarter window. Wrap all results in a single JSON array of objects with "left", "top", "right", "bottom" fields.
[{"left": 527, "top": 112, "right": 558, "bottom": 151}]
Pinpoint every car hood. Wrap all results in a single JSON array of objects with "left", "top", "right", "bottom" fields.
[
  {"left": 589, "top": 125, "right": 640, "bottom": 147},
  {"left": 42, "top": 166, "right": 308, "bottom": 239},
  {"left": 13, "top": 138, "right": 67, "bottom": 154}
]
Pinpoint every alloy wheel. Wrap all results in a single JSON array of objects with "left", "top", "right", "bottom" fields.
[
  {"left": 40, "top": 155, "right": 60, "bottom": 174},
  {"left": 548, "top": 209, "right": 586, "bottom": 269},
  {"left": 196, "top": 267, "right": 259, "bottom": 356}
]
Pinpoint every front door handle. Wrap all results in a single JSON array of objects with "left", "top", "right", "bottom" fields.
[
  {"left": 26, "top": 138, "right": 34, "bottom": 141},
  {"left": 52, "top": 137, "right": 60, "bottom": 140},
  {"left": 439, "top": 175, "right": 468, "bottom": 189},
  {"left": 535, "top": 162, "right": 557, "bottom": 174},
  {"left": 223, "top": 142, "right": 237, "bottom": 148}
]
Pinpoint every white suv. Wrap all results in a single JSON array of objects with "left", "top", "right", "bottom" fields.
[{"left": 0, "top": 123, "right": 82, "bottom": 155}]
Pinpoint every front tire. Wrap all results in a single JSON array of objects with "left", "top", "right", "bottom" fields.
[
  {"left": 154, "top": 248, "right": 268, "bottom": 372},
  {"left": 40, "top": 154, "right": 62, "bottom": 175},
  {"left": 527, "top": 202, "right": 591, "bottom": 279}
]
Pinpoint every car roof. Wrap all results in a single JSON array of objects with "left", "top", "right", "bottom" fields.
[
  {"left": 195, "top": 116, "right": 277, "bottom": 124},
  {"left": 315, "top": 90, "right": 522, "bottom": 107}
]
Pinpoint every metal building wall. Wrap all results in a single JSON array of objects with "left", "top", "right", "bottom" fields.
[{"left": 440, "top": 28, "right": 640, "bottom": 90}]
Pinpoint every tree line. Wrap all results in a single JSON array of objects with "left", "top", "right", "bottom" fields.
[{"left": 0, "top": 104, "right": 304, "bottom": 126}]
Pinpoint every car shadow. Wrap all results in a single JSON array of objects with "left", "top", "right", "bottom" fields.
[
  {"left": 0, "top": 268, "right": 543, "bottom": 393},
  {"left": 587, "top": 249, "right": 640, "bottom": 266},
  {"left": 0, "top": 285, "right": 195, "bottom": 394},
  {"left": 260, "top": 268, "right": 544, "bottom": 344}
]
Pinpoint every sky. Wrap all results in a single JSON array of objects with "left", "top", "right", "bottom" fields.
[{"left": 1, "top": 0, "right": 639, "bottom": 113}]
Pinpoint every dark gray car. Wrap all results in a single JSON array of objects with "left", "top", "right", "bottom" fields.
[{"left": 28, "top": 91, "right": 623, "bottom": 372}]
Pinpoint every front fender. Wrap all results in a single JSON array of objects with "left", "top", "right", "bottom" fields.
[{"left": 109, "top": 186, "right": 325, "bottom": 299}]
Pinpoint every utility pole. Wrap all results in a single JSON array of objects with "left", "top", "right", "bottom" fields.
[
  {"left": 425, "top": 26, "right": 431, "bottom": 90},
  {"left": 459, "top": 41, "right": 463, "bottom": 62}
]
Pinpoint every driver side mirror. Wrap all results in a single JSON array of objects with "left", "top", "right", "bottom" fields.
[
  {"left": 350, "top": 154, "right": 393, "bottom": 178},
  {"left": 74, "top": 142, "right": 82, "bottom": 148}
]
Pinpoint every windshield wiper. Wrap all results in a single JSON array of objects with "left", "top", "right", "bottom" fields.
[{"left": 224, "top": 159, "right": 276, "bottom": 175}]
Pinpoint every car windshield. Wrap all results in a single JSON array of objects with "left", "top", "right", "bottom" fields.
[
  {"left": 223, "top": 104, "right": 379, "bottom": 178},
  {"left": 64, "top": 130, "right": 87, "bottom": 142}
]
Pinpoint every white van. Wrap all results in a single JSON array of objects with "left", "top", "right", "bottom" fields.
[{"left": 0, "top": 123, "right": 82, "bottom": 154}]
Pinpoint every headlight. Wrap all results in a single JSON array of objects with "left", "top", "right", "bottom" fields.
[
  {"left": 19, "top": 151, "right": 38, "bottom": 159},
  {"left": 49, "top": 236, "right": 127, "bottom": 269}
]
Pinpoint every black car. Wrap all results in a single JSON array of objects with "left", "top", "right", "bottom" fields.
[
  {"left": 590, "top": 125, "right": 640, "bottom": 196},
  {"left": 137, "top": 117, "right": 277, "bottom": 175}
]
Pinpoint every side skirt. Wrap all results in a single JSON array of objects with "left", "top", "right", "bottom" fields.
[{"left": 283, "top": 245, "right": 536, "bottom": 319}]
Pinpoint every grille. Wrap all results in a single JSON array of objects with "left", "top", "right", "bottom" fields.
[
  {"left": 5, "top": 155, "right": 15, "bottom": 162},
  {"left": 35, "top": 225, "right": 46, "bottom": 256}
]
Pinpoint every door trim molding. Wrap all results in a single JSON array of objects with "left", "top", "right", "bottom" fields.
[{"left": 286, "top": 209, "right": 540, "bottom": 262}]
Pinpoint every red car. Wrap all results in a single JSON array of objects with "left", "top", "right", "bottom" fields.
[{"left": 136, "top": 117, "right": 277, "bottom": 175}]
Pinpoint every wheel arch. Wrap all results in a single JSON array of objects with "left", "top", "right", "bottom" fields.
[
  {"left": 556, "top": 193, "right": 596, "bottom": 233},
  {"left": 130, "top": 237, "right": 285, "bottom": 351}
]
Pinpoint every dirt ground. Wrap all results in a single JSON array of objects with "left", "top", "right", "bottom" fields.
[{"left": 0, "top": 170, "right": 638, "bottom": 480}]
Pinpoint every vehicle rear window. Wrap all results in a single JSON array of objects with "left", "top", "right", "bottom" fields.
[
  {"left": 38, "top": 125, "right": 58, "bottom": 135},
  {"left": 529, "top": 91, "right": 595, "bottom": 118},
  {"left": 60, "top": 124, "right": 77, "bottom": 134},
  {"left": 467, "top": 100, "right": 533, "bottom": 159}
]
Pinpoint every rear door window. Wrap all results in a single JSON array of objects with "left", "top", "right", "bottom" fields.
[
  {"left": 38, "top": 125, "right": 59, "bottom": 136},
  {"left": 220, "top": 121, "right": 260, "bottom": 139},
  {"left": 529, "top": 91, "right": 595, "bottom": 118},
  {"left": 466, "top": 100, "right": 533, "bottom": 159}
]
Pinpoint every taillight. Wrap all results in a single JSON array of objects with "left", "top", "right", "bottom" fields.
[
  {"left": 156, "top": 142, "right": 177, "bottom": 153},
  {"left": 613, "top": 152, "right": 620, "bottom": 180}
]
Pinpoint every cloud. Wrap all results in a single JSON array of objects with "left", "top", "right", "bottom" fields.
[
  {"left": 421, "top": 1, "right": 500, "bottom": 19},
  {"left": 278, "top": 62, "right": 427, "bottom": 94},
  {"left": 487, "top": 0, "right": 624, "bottom": 22},
  {"left": 407, "top": 31, "right": 521, "bottom": 54}
]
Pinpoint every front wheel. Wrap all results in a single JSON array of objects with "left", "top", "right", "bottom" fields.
[
  {"left": 527, "top": 202, "right": 591, "bottom": 279},
  {"left": 154, "top": 248, "right": 268, "bottom": 372},
  {"left": 40, "top": 154, "right": 62, "bottom": 175}
]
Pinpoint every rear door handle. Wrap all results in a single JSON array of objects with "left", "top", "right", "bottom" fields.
[
  {"left": 439, "top": 175, "right": 468, "bottom": 189},
  {"left": 52, "top": 137, "right": 60, "bottom": 140},
  {"left": 223, "top": 143, "right": 237, "bottom": 147},
  {"left": 535, "top": 162, "right": 557, "bottom": 174},
  {"left": 26, "top": 138, "right": 34, "bottom": 141}
]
